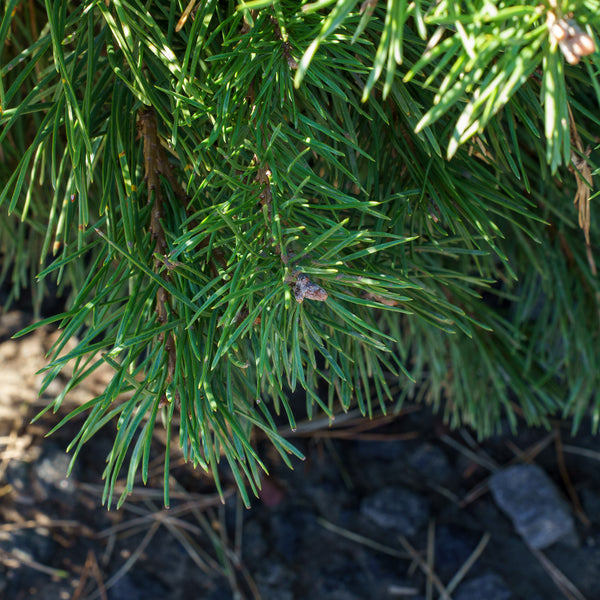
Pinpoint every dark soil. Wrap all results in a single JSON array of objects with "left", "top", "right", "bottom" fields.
[{"left": 1, "top": 310, "right": 600, "bottom": 600}]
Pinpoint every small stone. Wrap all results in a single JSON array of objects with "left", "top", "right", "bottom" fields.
[
  {"left": 489, "top": 464, "right": 577, "bottom": 549},
  {"left": 407, "top": 443, "right": 450, "bottom": 484},
  {"left": 32, "top": 445, "right": 78, "bottom": 501},
  {"left": 360, "top": 486, "right": 430, "bottom": 536},
  {"left": 453, "top": 572, "right": 513, "bottom": 600}
]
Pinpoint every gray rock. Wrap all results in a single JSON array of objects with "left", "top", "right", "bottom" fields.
[
  {"left": 32, "top": 445, "right": 78, "bottom": 500},
  {"left": 407, "top": 443, "right": 450, "bottom": 484},
  {"left": 360, "top": 486, "right": 430, "bottom": 536},
  {"left": 454, "top": 573, "right": 513, "bottom": 600},
  {"left": 489, "top": 464, "right": 577, "bottom": 549}
]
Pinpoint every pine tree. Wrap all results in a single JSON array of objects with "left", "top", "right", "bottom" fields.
[{"left": 1, "top": 0, "right": 599, "bottom": 507}]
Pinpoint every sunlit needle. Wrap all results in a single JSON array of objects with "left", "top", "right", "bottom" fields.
[{"left": 176, "top": 0, "right": 197, "bottom": 32}]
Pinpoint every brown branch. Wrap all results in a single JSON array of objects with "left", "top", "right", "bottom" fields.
[
  {"left": 138, "top": 108, "right": 183, "bottom": 390},
  {"left": 269, "top": 12, "right": 298, "bottom": 69}
]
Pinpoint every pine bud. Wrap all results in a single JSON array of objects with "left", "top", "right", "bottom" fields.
[
  {"left": 294, "top": 274, "right": 328, "bottom": 303},
  {"left": 550, "top": 17, "right": 596, "bottom": 65}
]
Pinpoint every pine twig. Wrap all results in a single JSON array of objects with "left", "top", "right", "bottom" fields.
[
  {"left": 139, "top": 108, "right": 184, "bottom": 393},
  {"left": 528, "top": 545, "right": 588, "bottom": 600},
  {"left": 397, "top": 535, "right": 452, "bottom": 600},
  {"left": 72, "top": 550, "right": 107, "bottom": 600}
]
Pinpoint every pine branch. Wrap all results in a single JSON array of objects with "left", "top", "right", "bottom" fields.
[
  {"left": 1, "top": 0, "right": 599, "bottom": 507},
  {"left": 138, "top": 108, "right": 176, "bottom": 400}
]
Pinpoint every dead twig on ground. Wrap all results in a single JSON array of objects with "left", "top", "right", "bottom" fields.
[
  {"left": 528, "top": 544, "right": 588, "bottom": 600},
  {"left": 83, "top": 521, "right": 161, "bottom": 600},
  {"left": 562, "top": 445, "right": 600, "bottom": 462},
  {"left": 0, "top": 547, "right": 69, "bottom": 579},
  {"left": 397, "top": 535, "right": 452, "bottom": 600},
  {"left": 554, "top": 426, "right": 590, "bottom": 527},
  {"left": 440, "top": 433, "right": 499, "bottom": 473},
  {"left": 71, "top": 550, "right": 107, "bottom": 600},
  {"left": 426, "top": 520, "right": 435, "bottom": 600},
  {"left": 445, "top": 532, "right": 491, "bottom": 595},
  {"left": 317, "top": 517, "right": 408, "bottom": 560},
  {"left": 0, "top": 519, "right": 89, "bottom": 534}
]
